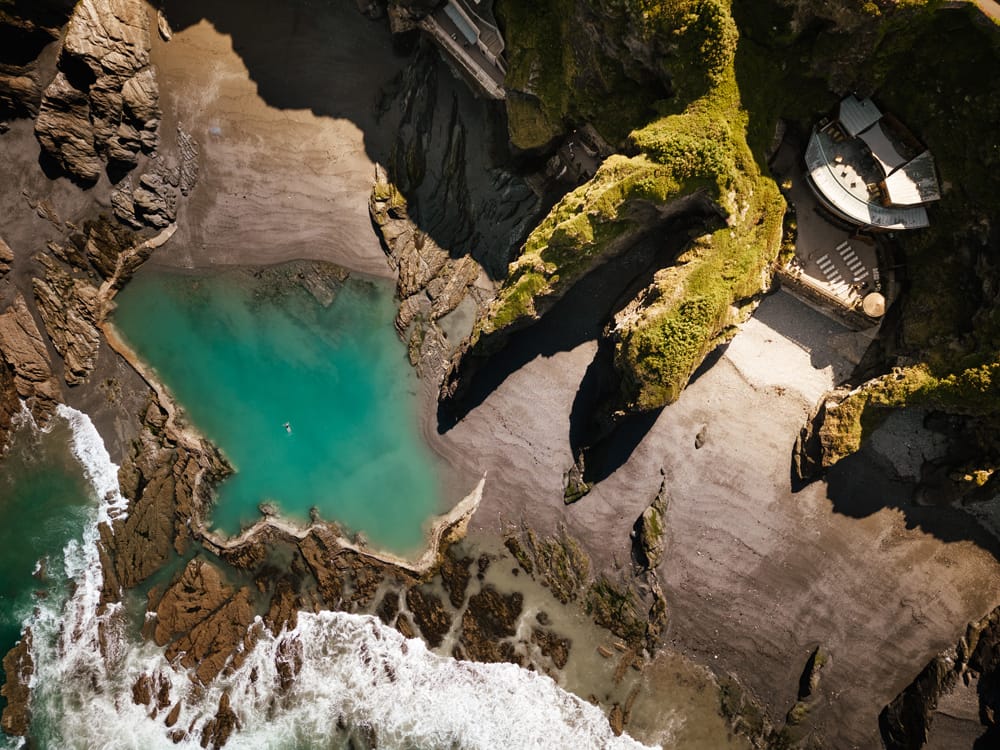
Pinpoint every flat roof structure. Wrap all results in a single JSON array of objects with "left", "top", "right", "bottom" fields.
[
  {"left": 839, "top": 95, "right": 882, "bottom": 137},
  {"left": 859, "top": 123, "right": 908, "bottom": 173},
  {"left": 444, "top": 3, "right": 478, "bottom": 45},
  {"left": 884, "top": 151, "right": 941, "bottom": 205}
]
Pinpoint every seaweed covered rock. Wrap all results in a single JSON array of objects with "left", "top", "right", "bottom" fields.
[
  {"left": 458, "top": 585, "right": 524, "bottom": 663},
  {"left": 443, "top": 0, "right": 784, "bottom": 420}
]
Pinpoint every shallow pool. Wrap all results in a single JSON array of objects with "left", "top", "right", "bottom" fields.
[{"left": 113, "top": 265, "right": 441, "bottom": 554}]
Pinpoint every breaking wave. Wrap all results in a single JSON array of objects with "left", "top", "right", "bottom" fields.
[{"left": 4, "top": 406, "right": 660, "bottom": 750}]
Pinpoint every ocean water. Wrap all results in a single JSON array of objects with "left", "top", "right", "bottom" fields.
[
  {"left": 0, "top": 408, "right": 93, "bottom": 713},
  {"left": 112, "top": 267, "right": 441, "bottom": 553},
  {"left": 0, "top": 404, "right": 658, "bottom": 750}
]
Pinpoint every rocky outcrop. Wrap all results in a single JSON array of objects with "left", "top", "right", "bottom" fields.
[
  {"left": 0, "top": 237, "right": 13, "bottom": 276},
  {"left": 200, "top": 693, "right": 239, "bottom": 750},
  {"left": 0, "top": 631, "right": 33, "bottom": 736},
  {"left": 881, "top": 605, "right": 1000, "bottom": 749},
  {"left": 531, "top": 626, "right": 571, "bottom": 670},
  {"left": 32, "top": 256, "right": 101, "bottom": 385},
  {"left": 112, "top": 127, "right": 199, "bottom": 229},
  {"left": 405, "top": 586, "right": 452, "bottom": 648},
  {"left": 0, "top": 294, "right": 60, "bottom": 419},
  {"left": 370, "top": 165, "right": 485, "bottom": 376},
  {"left": 150, "top": 557, "right": 256, "bottom": 685},
  {"left": 632, "top": 478, "right": 668, "bottom": 570},
  {"left": 131, "top": 670, "right": 172, "bottom": 715},
  {"left": 105, "top": 407, "right": 229, "bottom": 598},
  {"left": 34, "top": 0, "right": 159, "bottom": 182},
  {"left": 458, "top": 585, "right": 523, "bottom": 664}
]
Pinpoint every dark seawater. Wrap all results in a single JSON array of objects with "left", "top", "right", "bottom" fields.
[{"left": 0, "top": 411, "right": 92, "bottom": 711}]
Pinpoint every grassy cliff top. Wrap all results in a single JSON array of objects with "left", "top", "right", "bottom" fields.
[{"left": 466, "top": 0, "right": 784, "bottom": 413}]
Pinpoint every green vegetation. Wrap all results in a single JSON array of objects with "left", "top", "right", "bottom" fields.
[
  {"left": 733, "top": 1, "right": 1000, "bottom": 468},
  {"left": 490, "top": 0, "right": 1000, "bottom": 451},
  {"left": 584, "top": 576, "right": 647, "bottom": 645},
  {"left": 477, "top": 0, "right": 788, "bottom": 413},
  {"left": 496, "top": 0, "right": 670, "bottom": 149}
]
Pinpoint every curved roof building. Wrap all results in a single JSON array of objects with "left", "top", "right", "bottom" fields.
[{"left": 805, "top": 96, "right": 940, "bottom": 231}]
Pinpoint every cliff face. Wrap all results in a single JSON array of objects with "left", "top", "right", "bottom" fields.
[
  {"left": 0, "top": 0, "right": 74, "bottom": 119},
  {"left": 34, "top": 0, "right": 160, "bottom": 183},
  {"left": 880, "top": 605, "right": 1000, "bottom": 749},
  {"left": 443, "top": 0, "right": 784, "bottom": 432}
]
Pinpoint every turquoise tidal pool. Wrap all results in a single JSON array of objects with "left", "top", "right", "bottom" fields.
[{"left": 113, "top": 266, "right": 442, "bottom": 554}]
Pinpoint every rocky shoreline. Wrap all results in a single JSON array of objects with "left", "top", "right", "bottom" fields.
[{"left": 2, "top": 1, "right": 1000, "bottom": 748}]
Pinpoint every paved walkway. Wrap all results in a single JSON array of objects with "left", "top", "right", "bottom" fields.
[
  {"left": 975, "top": 0, "right": 1000, "bottom": 23},
  {"left": 423, "top": 6, "right": 505, "bottom": 100}
]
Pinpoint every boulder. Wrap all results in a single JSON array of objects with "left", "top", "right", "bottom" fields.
[
  {"left": 0, "top": 236, "right": 13, "bottom": 275},
  {"left": 0, "top": 632, "right": 34, "bottom": 737},
  {"left": 405, "top": 586, "right": 452, "bottom": 648},
  {"left": 458, "top": 585, "right": 523, "bottom": 663},
  {"left": 632, "top": 479, "right": 668, "bottom": 570}
]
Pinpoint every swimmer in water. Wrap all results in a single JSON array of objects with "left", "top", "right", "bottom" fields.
[{"left": 283, "top": 422, "right": 292, "bottom": 434}]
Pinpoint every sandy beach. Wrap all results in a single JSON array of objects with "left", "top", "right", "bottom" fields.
[
  {"left": 148, "top": 0, "right": 406, "bottom": 277},
  {"left": 3, "top": 2, "right": 998, "bottom": 745},
  {"left": 140, "top": 8, "right": 1000, "bottom": 745},
  {"left": 435, "top": 287, "right": 1000, "bottom": 747}
]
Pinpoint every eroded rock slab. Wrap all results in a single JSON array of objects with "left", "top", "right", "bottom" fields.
[
  {"left": 151, "top": 557, "right": 255, "bottom": 684},
  {"left": 35, "top": 0, "right": 159, "bottom": 182},
  {"left": 0, "top": 294, "right": 60, "bottom": 418},
  {"left": 32, "top": 257, "right": 101, "bottom": 385}
]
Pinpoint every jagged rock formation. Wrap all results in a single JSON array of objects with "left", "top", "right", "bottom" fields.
[
  {"left": 34, "top": 0, "right": 159, "bottom": 182},
  {"left": 881, "top": 605, "right": 1000, "bottom": 749},
  {"left": 0, "top": 632, "right": 33, "bottom": 736},
  {"left": 32, "top": 256, "right": 101, "bottom": 385},
  {"left": 0, "top": 294, "right": 60, "bottom": 421},
  {"left": 150, "top": 558, "right": 256, "bottom": 685},
  {"left": 370, "top": 165, "right": 486, "bottom": 375},
  {"left": 112, "top": 126, "right": 199, "bottom": 229}
]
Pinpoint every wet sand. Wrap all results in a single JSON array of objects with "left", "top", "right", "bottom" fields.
[
  {"left": 144, "top": 11, "right": 1000, "bottom": 744},
  {"left": 150, "top": 0, "right": 405, "bottom": 277},
  {"left": 4, "top": 2, "right": 999, "bottom": 745}
]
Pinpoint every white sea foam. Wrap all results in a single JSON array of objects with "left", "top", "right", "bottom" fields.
[
  {"left": 55, "top": 403, "right": 129, "bottom": 525},
  {"left": 5, "top": 406, "right": 663, "bottom": 750}
]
